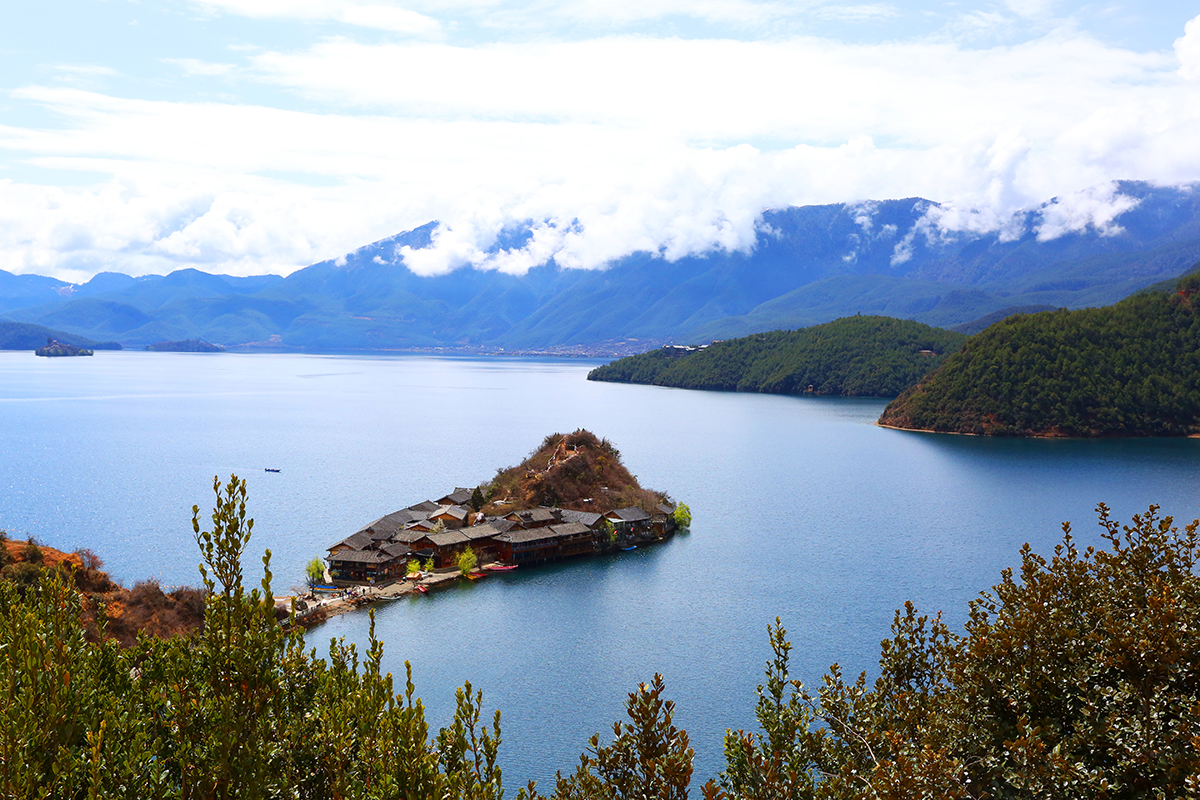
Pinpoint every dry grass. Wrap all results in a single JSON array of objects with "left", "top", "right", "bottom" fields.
[
  {"left": 1, "top": 538, "right": 206, "bottom": 647},
  {"left": 484, "top": 429, "right": 668, "bottom": 514}
]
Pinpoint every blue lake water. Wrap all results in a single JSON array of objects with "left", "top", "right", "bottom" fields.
[{"left": 2, "top": 350, "right": 1199, "bottom": 788}]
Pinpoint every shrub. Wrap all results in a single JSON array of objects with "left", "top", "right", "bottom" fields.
[
  {"left": 170, "top": 587, "right": 207, "bottom": 629},
  {"left": 129, "top": 578, "right": 168, "bottom": 610},
  {"left": 457, "top": 546, "right": 478, "bottom": 576},
  {"left": 74, "top": 547, "right": 103, "bottom": 571},
  {"left": 20, "top": 537, "right": 43, "bottom": 564}
]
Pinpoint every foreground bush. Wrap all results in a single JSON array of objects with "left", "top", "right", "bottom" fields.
[
  {"left": 709, "top": 503, "right": 1200, "bottom": 799},
  {"left": 0, "top": 476, "right": 527, "bottom": 800}
]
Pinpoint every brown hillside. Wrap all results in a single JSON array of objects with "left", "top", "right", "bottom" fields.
[
  {"left": 485, "top": 429, "right": 668, "bottom": 514},
  {"left": 1, "top": 538, "right": 205, "bottom": 647}
]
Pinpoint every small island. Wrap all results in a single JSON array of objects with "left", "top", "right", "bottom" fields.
[
  {"left": 35, "top": 338, "right": 94, "bottom": 357},
  {"left": 308, "top": 430, "right": 690, "bottom": 618},
  {"left": 143, "top": 339, "right": 225, "bottom": 352}
]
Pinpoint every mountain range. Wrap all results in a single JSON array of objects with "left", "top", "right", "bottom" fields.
[{"left": 2, "top": 180, "right": 1198, "bottom": 352}]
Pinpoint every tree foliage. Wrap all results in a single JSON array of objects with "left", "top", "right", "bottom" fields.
[
  {"left": 708, "top": 503, "right": 1200, "bottom": 799},
  {"left": 305, "top": 557, "right": 326, "bottom": 589},
  {"left": 547, "top": 674, "right": 694, "bottom": 800},
  {"left": 587, "top": 317, "right": 966, "bottom": 398},
  {"left": 458, "top": 547, "right": 478, "bottom": 576},
  {"left": 673, "top": 503, "right": 692, "bottom": 529},
  {"left": 880, "top": 284, "right": 1200, "bottom": 436},
  {"left": 0, "top": 475, "right": 533, "bottom": 800}
]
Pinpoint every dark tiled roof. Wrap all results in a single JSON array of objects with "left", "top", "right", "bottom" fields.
[
  {"left": 498, "top": 521, "right": 592, "bottom": 544},
  {"left": 427, "top": 530, "right": 470, "bottom": 547},
  {"left": 656, "top": 503, "right": 676, "bottom": 516},
  {"left": 607, "top": 507, "right": 651, "bottom": 522},
  {"left": 382, "top": 508, "right": 428, "bottom": 525},
  {"left": 506, "top": 507, "right": 561, "bottom": 527},
  {"left": 381, "top": 542, "right": 412, "bottom": 558},
  {"left": 329, "top": 531, "right": 373, "bottom": 552},
  {"left": 407, "top": 500, "right": 439, "bottom": 513},
  {"left": 559, "top": 509, "right": 603, "bottom": 526},
  {"left": 356, "top": 513, "right": 409, "bottom": 539},
  {"left": 439, "top": 488, "right": 473, "bottom": 506},
  {"left": 432, "top": 504, "right": 468, "bottom": 520},
  {"left": 462, "top": 522, "right": 506, "bottom": 541},
  {"left": 328, "top": 549, "right": 393, "bottom": 565}
]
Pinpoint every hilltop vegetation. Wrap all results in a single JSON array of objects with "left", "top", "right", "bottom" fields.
[
  {"left": 588, "top": 316, "right": 967, "bottom": 397},
  {"left": 2, "top": 477, "right": 1197, "bottom": 796},
  {"left": 485, "top": 429, "right": 668, "bottom": 514},
  {"left": 879, "top": 271, "right": 1200, "bottom": 436}
]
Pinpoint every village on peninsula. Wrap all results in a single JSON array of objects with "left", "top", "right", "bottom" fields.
[{"left": 293, "top": 430, "right": 689, "bottom": 623}]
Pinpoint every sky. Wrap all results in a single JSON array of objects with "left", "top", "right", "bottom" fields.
[{"left": 1, "top": 1, "right": 1199, "bottom": 283}]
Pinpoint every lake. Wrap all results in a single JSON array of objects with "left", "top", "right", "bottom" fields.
[{"left": 2, "top": 350, "right": 1198, "bottom": 788}]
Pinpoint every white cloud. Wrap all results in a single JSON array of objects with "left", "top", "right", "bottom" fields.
[
  {"left": 1033, "top": 181, "right": 1141, "bottom": 241},
  {"left": 1177, "top": 13, "right": 1200, "bottom": 80},
  {"left": 186, "top": 0, "right": 442, "bottom": 36},
  {"left": 811, "top": 3, "right": 898, "bottom": 22},
  {"left": 1005, "top": 0, "right": 1056, "bottom": 20},
  {"left": 162, "top": 58, "right": 237, "bottom": 77},
  {"left": 2, "top": 14, "right": 1200, "bottom": 280}
]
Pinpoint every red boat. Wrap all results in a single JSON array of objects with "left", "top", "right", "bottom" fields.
[
  {"left": 416, "top": 585, "right": 428, "bottom": 594},
  {"left": 467, "top": 571, "right": 488, "bottom": 580},
  {"left": 485, "top": 564, "right": 518, "bottom": 572}
]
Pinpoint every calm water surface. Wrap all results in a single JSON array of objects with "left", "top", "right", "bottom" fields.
[{"left": 2, "top": 350, "right": 1198, "bottom": 787}]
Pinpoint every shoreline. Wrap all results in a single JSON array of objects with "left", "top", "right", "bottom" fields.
[
  {"left": 276, "top": 566, "right": 483, "bottom": 627},
  {"left": 876, "top": 421, "right": 1200, "bottom": 439}
]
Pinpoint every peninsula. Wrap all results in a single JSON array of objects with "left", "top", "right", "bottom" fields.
[
  {"left": 587, "top": 316, "right": 966, "bottom": 397},
  {"left": 879, "top": 269, "right": 1200, "bottom": 437},
  {"left": 317, "top": 430, "right": 688, "bottom": 606}
]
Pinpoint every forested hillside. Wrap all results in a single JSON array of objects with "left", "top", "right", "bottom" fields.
[
  {"left": 588, "top": 316, "right": 967, "bottom": 397},
  {"left": 879, "top": 272, "right": 1200, "bottom": 436}
]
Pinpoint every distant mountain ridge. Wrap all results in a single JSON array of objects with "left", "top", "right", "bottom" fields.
[{"left": 2, "top": 181, "right": 1198, "bottom": 351}]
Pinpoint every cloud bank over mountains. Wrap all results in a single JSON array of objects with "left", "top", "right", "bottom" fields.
[{"left": 1, "top": 2, "right": 1199, "bottom": 282}]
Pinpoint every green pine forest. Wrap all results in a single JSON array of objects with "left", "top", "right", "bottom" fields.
[
  {"left": 2, "top": 478, "right": 1198, "bottom": 798},
  {"left": 587, "top": 316, "right": 968, "bottom": 397},
  {"left": 880, "top": 274, "right": 1200, "bottom": 436},
  {"left": 591, "top": 266, "right": 1200, "bottom": 439}
]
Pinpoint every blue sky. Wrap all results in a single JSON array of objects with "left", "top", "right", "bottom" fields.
[{"left": 2, "top": 0, "right": 1199, "bottom": 281}]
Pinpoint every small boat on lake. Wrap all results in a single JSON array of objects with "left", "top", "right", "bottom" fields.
[
  {"left": 416, "top": 585, "right": 428, "bottom": 594},
  {"left": 486, "top": 564, "right": 518, "bottom": 572},
  {"left": 467, "top": 571, "right": 488, "bottom": 580},
  {"left": 621, "top": 546, "right": 637, "bottom": 552},
  {"left": 265, "top": 468, "right": 281, "bottom": 473}
]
